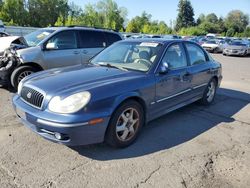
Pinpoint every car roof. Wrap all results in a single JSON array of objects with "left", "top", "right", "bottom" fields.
[
  {"left": 40, "top": 26, "right": 119, "bottom": 34},
  {"left": 118, "top": 38, "right": 186, "bottom": 45}
]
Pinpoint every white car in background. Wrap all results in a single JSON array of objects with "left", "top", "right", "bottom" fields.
[{"left": 201, "top": 40, "right": 224, "bottom": 53}]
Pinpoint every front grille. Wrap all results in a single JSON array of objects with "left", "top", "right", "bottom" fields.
[{"left": 20, "top": 86, "right": 44, "bottom": 109}]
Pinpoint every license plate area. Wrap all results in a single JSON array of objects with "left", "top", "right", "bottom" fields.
[{"left": 16, "top": 107, "right": 26, "bottom": 121}]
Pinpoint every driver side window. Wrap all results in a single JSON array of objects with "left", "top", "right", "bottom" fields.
[{"left": 162, "top": 43, "right": 187, "bottom": 69}]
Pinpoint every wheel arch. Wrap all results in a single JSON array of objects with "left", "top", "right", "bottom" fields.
[
  {"left": 211, "top": 75, "right": 218, "bottom": 87},
  {"left": 113, "top": 94, "right": 147, "bottom": 116},
  {"left": 20, "top": 62, "right": 44, "bottom": 71},
  {"left": 104, "top": 94, "right": 148, "bottom": 136}
]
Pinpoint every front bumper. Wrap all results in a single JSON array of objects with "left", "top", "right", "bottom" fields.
[
  {"left": 203, "top": 47, "right": 214, "bottom": 52},
  {"left": 12, "top": 95, "right": 110, "bottom": 146},
  {"left": 223, "top": 49, "right": 246, "bottom": 56}
]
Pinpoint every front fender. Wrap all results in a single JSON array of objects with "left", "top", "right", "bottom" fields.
[{"left": 111, "top": 91, "right": 143, "bottom": 113}]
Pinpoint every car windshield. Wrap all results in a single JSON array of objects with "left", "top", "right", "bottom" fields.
[
  {"left": 230, "top": 41, "right": 246, "bottom": 46},
  {"left": 91, "top": 41, "right": 163, "bottom": 72},
  {"left": 24, "top": 29, "right": 55, "bottom": 47},
  {"left": 206, "top": 41, "right": 216, "bottom": 44}
]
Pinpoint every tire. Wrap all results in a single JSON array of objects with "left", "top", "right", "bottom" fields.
[
  {"left": 214, "top": 48, "right": 219, "bottom": 53},
  {"left": 105, "top": 100, "right": 144, "bottom": 148},
  {"left": 200, "top": 78, "right": 217, "bottom": 105},
  {"left": 11, "top": 66, "right": 37, "bottom": 90}
]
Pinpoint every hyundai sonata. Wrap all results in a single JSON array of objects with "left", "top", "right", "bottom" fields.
[{"left": 13, "top": 39, "right": 222, "bottom": 148}]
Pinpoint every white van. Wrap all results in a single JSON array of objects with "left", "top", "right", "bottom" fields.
[{"left": 0, "top": 20, "right": 5, "bottom": 32}]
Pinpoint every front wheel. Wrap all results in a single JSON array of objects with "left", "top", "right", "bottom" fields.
[
  {"left": 11, "top": 66, "right": 37, "bottom": 90},
  {"left": 105, "top": 100, "right": 144, "bottom": 148},
  {"left": 200, "top": 79, "right": 217, "bottom": 105}
]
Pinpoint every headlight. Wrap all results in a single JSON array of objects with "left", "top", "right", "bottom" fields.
[{"left": 48, "top": 91, "right": 91, "bottom": 114}]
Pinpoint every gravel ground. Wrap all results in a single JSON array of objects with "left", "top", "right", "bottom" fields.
[{"left": 0, "top": 54, "right": 250, "bottom": 188}]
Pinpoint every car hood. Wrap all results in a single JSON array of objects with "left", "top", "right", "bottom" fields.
[
  {"left": 0, "top": 36, "right": 27, "bottom": 52},
  {"left": 23, "top": 65, "right": 144, "bottom": 95},
  {"left": 202, "top": 43, "right": 218, "bottom": 48},
  {"left": 225, "top": 45, "right": 246, "bottom": 50}
]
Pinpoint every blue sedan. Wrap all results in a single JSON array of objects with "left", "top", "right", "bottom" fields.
[{"left": 12, "top": 39, "right": 222, "bottom": 148}]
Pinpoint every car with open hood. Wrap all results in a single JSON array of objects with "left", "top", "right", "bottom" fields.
[{"left": 12, "top": 39, "right": 222, "bottom": 148}]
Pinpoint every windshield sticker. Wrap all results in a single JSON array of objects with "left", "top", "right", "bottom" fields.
[
  {"left": 139, "top": 42, "right": 159, "bottom": 47},
  {"left": 37, "top": 32, "right": 50, "bottom": 39}
]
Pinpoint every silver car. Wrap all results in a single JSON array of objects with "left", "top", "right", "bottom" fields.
[
  {"left": 10, "top": 26, "right": 122, "bottom": 88},
  {"left": 223, "top": 40, "right": 250, "bottom": 57}
]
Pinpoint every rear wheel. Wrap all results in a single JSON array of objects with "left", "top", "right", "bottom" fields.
[
  {"left": 200, "top": 79, "right": 217, "bottom": 105},
  {"left": 105, "top": 100, "right": 144, "bottom": 148},
  {"left": 11, "top": 66, "right": 37, "bottom": 90}
]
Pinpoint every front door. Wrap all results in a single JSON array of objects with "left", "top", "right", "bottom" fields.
[
  {"left": 152, "top": 43, "right": 192, "bottom": 118},
  {"left": 184, "top": 42, "right": 212, "bottom": 97},
  {"left": 43, "top": 30, "right": 82, "bottom": 69}
]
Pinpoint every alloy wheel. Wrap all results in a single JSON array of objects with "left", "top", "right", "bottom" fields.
[
  {"left": 116, "top": 107, "right": 140, "bottom": 142},
  {"left": 17, "top": 71, "right": 33, "bottom": 83},
  {"left": 207, "top": 81, "right": 216, "bottom": 102}
]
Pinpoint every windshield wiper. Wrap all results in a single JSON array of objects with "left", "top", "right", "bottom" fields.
[{"left": 98, "top": 62, "right": 128, "bottom": 71}]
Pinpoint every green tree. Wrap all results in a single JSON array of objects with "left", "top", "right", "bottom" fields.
[
  {"left": 243, "top": 27, "right": 250, "bottom": 37},
  {"left": 0, "top": 0, "right": 28, "bottom": 26},
  {"left": 126, "top": 12, "right": 171, "bottom": 34},
  {"left": 226, "top": 28, "right": 235, "bottom": 37},
  {"left": 126, "top": 11, "right": 151, "bottom": 33},
  {"left": 206, "top": 13, "right": 218, "bottom": 24},
  {"left": 27, "top": 0, "right": 69, "bottom": 27},
  {"left": 96, "top": 0, "right": 127, "bottom": 30},
  {"left": 225, "top": 10, "right": 249, "bottom": 33},
  {"left": 196, "top": 14, "right": 205, "bottom": 25},
  {"left": 175, "top": 0, "right": 195, "bottom": 31}
]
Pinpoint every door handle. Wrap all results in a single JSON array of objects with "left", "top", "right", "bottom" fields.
[
  {"left": 73, "top": 51, "right": 80, "bottom": 55},
  {"left": 179, "top": 72, "right": 191, "bottom": 82}
]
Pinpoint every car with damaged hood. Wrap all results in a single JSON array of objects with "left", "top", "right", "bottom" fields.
[
  {"left": 12, "top": 39, "right": 222, "bottom": 148},
  {"left": 0, "top": 36, "right": 27, "bottom": 57},
  {"left": 0, "top": 26, "right": 122, "bottom": 89},
  {"left": 0, "top": 31, "right": 10, "bottom": 38}
]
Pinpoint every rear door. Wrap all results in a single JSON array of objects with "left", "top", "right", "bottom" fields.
[
  {"left": 78, "top": 30, "right": 107, "bottom": 63},
  {"left": 43, "top": 30, "right": 81, "bottom": 69},
  {"left": 152, "top": 42, "right": 192, "bottom": 117},
  {"left": 184, "top": 42, "right": 212, "bottom": 97}
]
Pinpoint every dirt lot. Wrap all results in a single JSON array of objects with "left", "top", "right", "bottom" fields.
[{"left": 0, "top": 54, "right": 250, "bottom": 188}]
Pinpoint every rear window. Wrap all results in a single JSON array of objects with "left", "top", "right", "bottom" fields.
[{"left": 105, "top": 32, "right": 122, "bottom": 46}]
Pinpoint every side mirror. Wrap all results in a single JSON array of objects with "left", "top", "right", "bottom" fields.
[
  {"left": 159, "top": 62, "right": 169, "bottom": 74},
  {"left": 45, "top": 42, "right": 57, "bottom": 50}
]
